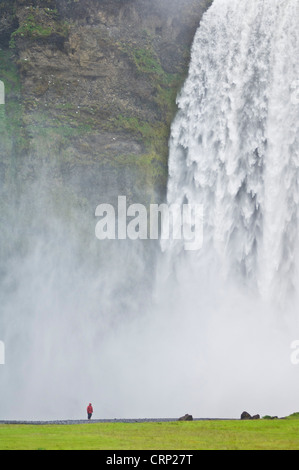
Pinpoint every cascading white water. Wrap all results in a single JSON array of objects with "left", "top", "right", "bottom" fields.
[
  {"left": 165, "top": 0, "right": 299, "bottom": 306},
  {"left": 152, "top": 0, "right": 299, "bottom": 418}
]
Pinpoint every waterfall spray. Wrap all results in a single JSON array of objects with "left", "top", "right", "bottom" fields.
[{"left": 1, "top": 0, "right": 299, "bottom": 421}]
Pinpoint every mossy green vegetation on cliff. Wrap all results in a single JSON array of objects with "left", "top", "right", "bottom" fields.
[
  {"left": 0, "top": 0, "right": 212, "bottom": 206},
  {"left": 0, "top": 49, "right": 25, "bottom": 159},
  {"left": 9, "top": 5, "right": 69, "bottom": 48},
  {"left": 103, "top": 41, "right": 186, "bottom": 192}
]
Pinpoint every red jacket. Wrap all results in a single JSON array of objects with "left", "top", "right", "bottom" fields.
[{"left": 87, "top": 404, "right": 93, "bottom": 414}]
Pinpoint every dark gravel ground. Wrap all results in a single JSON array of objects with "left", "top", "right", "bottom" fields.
[{"left": 0, "top": 418, "right": 234, "bottom": 425}]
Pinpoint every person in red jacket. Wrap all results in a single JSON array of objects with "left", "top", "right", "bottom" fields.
[{"left": 87, "top": 403, "right": 93, "bottom": 420}]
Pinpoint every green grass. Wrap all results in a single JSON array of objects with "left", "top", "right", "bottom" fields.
[{"left": 1, "top": 419, "right": 299, "bottom": 450}]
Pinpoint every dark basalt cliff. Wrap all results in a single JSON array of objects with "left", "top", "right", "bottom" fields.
[{"left": 0, "top": 0, "right": 212, "bottom": 207}]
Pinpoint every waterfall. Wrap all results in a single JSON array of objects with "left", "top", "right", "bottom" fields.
[
  {"left": 153, "top": 0, "right": 299, "bottom": 418},
  {"left": 164, "top": 0, "right": 299, "bottom": 306}
]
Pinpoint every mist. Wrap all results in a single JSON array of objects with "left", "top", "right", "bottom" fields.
[{"left": 1, "top": 165, "right": 299, "bottom": 421}]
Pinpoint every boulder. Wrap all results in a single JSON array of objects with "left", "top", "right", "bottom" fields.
[
  {"left": 241, "top": 411, "right": 252, "bottom": 420},
  {"left": 178, "top": 414, "right": 193, "bottom": 421},
  {"left": 241, "top": 411, "right": 260, "bottom": 420}
]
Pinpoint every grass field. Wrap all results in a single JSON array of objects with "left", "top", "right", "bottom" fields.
[{"left": 1, "top": 417, "right": 299, "bottom": 450}]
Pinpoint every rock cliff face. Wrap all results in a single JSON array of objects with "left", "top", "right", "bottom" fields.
[{"left": 1, "top": 0, "right": 212, "bottom": 207}]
